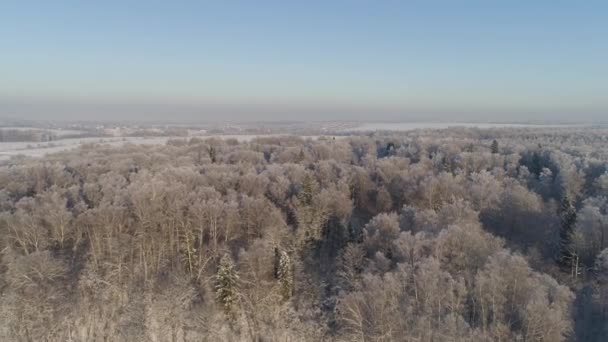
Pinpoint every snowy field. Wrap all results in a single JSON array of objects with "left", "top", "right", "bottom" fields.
[
  {"left": 0, "top": 136, "right": 169, "bottom": 161},
  {"left": 0, "top": 134, "right": 327, "bottom": 161},
  {"left": 0, "top": 122, "right": 587, "bottom": 161},
  {"left": 0, "top": 127, "right": 85, "bottom": 137}
]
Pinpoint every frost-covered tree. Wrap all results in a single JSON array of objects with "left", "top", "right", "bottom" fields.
[
  {"left": 216, "top": 254, "right": 239, "bottom": 314},
  {"left": 491, "top": 139, "right": 499, "bottom": 154},
  {"left": 1, "top": 127, "right": 607, "bottom": 340},
  {"left": 559, "top": 194, "right": 578, "bottom": 267},
  {"left": 278, "top": 251, "right": 293, "bottom": 300}
]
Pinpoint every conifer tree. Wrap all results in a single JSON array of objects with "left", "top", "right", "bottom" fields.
[
  {"left": 299, "top": 174, "right": 315, "bottom": 206},
  {"left": 491, "top": 139, "right": 499, "bottom": 154},
  {"left": 207, "top": 145, "right": 217, "bottom": 163},
  {"left": 278, "top": 251, "right": 293, "bottom": 300},
  {"left": 559, "top": 194, "right": 577, "bottom": 267},
  {"left": 295, "top": 174, "right": 327, "bottom": 244},
  {"left": 216, "top": 254, "right": 239, "bottom": 314}
]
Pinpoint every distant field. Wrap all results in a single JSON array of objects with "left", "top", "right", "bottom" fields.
[
  {"left": 0, "top": 133, "right": 330, "bottom": 161},
  {"left": 0, "top": 136, "right": 169, "bottom": 161},
  {"left": 0, "top": 127, "right": 85, "bottom": 136},
  {"left": 0, "top": 122, "right": 590, "bottom": 161}
]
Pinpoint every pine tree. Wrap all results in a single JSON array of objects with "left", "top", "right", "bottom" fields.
[
  {"left": 558, "top": 194, "right": 577, "bottom": 267},
  {"left": 278, "top": 251, "right": 293, "bottom": 300},
  {"left": 442, "top": 156, "right": 452, "bottom": 173},
  {"left": 298, "top": 148, "right": 306, "bottom": 162},
  {"left": 298, "top": 174, "right": 316, "bottom": 206},
  {"left": 216, "top": 254, "right": 239, "bottom": 314},
  {"left": 295, "top": 174, "right": 327, "bottom": 244},
  {"left": 531, "top": 151, "right": 543, "bottom": 176},
  {"left": 207, "top": 145, "right": 217, "bottom": 163},
  {"left": 491, "top": 139, "right": 499, "bottom": 154}
]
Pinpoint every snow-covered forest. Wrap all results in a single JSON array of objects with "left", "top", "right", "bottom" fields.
[{"left": 1, "top": 127, "right": 607, "bottom": 341}]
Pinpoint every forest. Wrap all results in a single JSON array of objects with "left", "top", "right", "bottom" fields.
[{"left": 0, "top": 127, "right": 607, "bottom": 341}]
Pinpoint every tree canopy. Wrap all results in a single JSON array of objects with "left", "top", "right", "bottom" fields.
[{"left": 1, "top": 127, "right": 607, "bottom": 341}]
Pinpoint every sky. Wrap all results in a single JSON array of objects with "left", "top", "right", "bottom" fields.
[{"left": 1, "top": 1, "right": 607, "bottom": 122}]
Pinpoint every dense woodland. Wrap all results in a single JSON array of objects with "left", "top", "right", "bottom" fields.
[{"left": 1, "top": 127, "right": 607, "bottom": 341}]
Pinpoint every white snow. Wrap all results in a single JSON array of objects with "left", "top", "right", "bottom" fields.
[{"left": 0, "top": 134, "right": 330, "bottom": 161}]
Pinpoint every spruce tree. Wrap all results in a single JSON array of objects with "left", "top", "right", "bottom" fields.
[
  {"left": 207, "top": 145, "right": 217, "bottom": 163},
  {"left": 295, "top": 174, "right": 327, "bottom": 244},
  {"left": 278, "top": 251, "right": 293, "bottom": 300},
  {"left": 299, "top": 174, "right": 315, "bottom": 206},
  {"left": 531, "top": 151, "right": 543, "bottom": 176},
  {"left": 491, "top": 139, "right": 499, "bottom": 154},
  {"left": 216, "top": 254, "right": 239, "bottom": 314},
  {"left": 559, "top": 194, "right": 577, "bottom": 266}
]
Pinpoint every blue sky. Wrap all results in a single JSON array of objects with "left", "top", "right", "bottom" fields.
[{"left": 1, "top": 1, "right": 607, "bottom": 121}]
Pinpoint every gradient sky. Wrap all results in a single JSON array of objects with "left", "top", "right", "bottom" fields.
[{"left": 1, "top": 1, "right": 607, "bottom": 122}]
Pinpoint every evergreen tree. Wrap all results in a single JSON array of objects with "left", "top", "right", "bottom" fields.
[
  {"left": 278, "top": 251, "right": 293, "bottom": 300},
  {"left": 491, "top": 139, "right": 499, "bottom": 154},
  {"left": 216, "top": 254, "right": 239, "bottom": 314},
  {"left": 298, "top": 174, "right": 316, "bottom": 206},
  {"left": 442, "top": 156, "right": 452, "bottom": 173},
  {"left": 530, "top": 151, "right": 543, "bottom": 176},
  {"left": 207, "top": 145, "right": 217, "bottom": 163},
  {"left": 386, "top": 142, "right": 395, "bottom": 156},
  {"left": 559, "top": 194, "right": 577, "bottom": 266},
  {"left": 295, "top": 174, "right": 328, "bottom": 244}
]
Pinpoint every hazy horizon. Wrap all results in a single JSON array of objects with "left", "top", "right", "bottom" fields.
[
  {"left": 2, "top": 1, "right": 607, "bottom": 122},
  {"left": 2, "top": 95, "right": 606, "bottom": 123}
]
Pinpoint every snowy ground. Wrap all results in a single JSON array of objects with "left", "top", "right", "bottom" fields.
[
  {"left": 0, "top": 134, "right": 328, "bottom": 161},
  {"left": 0, "top": 122, "right": 586, "bottom": 161},
  {"left": 0, "top": 127, "right": 85, "bottom": 137},
  {"left": 0, "top": 137, "right": 165, "bottom": 161}
]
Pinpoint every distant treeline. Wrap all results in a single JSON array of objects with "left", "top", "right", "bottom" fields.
[{"left": 0, "top": 128, "right": 56, "bottom": 142}]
